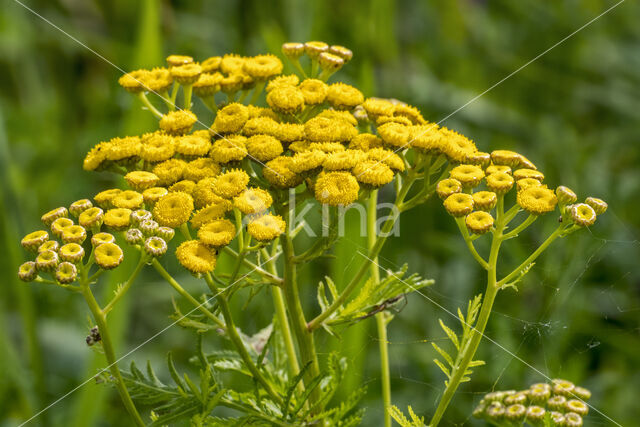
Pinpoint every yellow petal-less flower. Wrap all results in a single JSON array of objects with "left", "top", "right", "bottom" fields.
[
  {"left": 18, "top": 261, "right": 37, "bottom": 282},
  {"left": 243, "top": 54, "right": 283, "bottom": 79},
  {"left": 266, "top": 74, "right": 300, "bottom": 92},
  {"left": 91, "top": 232, "right": 116, "bottom": 247},
  {"left": 516, "top": 178, "right": 543, "bottom": 191},
  {"left": 118, "top": 69, "right": 149, "bottom": 93},
  {"left": 201, "top": 56, "right": 222, "bottom": 73},
  {"left": 183, "top": 158, "right": 221, "bottom": 181},
  {"left": 153, "top": 158, "right": 186, "bottom": 186},
  {"left": 51, "top": 217, "right": 74, "bottom": 238},
  {"left": 486, "top": 172, "right": 514, "bottom": 195},
  {"left": 365, "top": 148, "right": 405, "bottom": 172},
  {"left": 450, "top": 164, "right": 485, "bottom": 188},
  {"left": 176, "top": 240, "right": 217, "bottom": 274},
  {"left": 234, "top": 188, "right": 273, "bottom": 214},
  {"left": 352, "top": 160, "right": 394, "bottom": 188},
  {"left": 153, "top": 192, "right": 194, "bottom": 228},
  {"left": 170, "top": 63, "right": 202, "bottom": 85},
  {"left": 213, "top": 103, "right": 249, "bottom": 134},
  {"left": 104, "top": 208, "right": 133, "bottom": 230},
  {"left": 555, "top": 186, "right": 577, "bottom": 206},
  {"left": 94, "top": 242, "right": 124, "bottom": 270},
  {"left": 377, "top": 122, "right": 411, "bottom": 148},
  {"left": 517, "top": 187, "right": 557, "bottom": 215},
  {"left": 175, "top": 134, "right": 212, "bottom": 157},
  {"left": 323, "top": 150, "right": 366, "bottom": 171},
  {"left": 393, "top": 104, "right": 426, "bottom": 125},
  {"left": 245, "top": 135, "right": 283, "bottom": 162},
  {"left": 198, "top": 219, "right": 236, "bottom": 247},
  {"left": 38, "top": 240, "right": 59, "bottom": 253},
  {"left": 190, "top": 199, "right": 233, "bottom": 228},
  {"left": 169, "top": 180, "right": 196, "bottom": 195},
  {"left": 570, "top": 203, "right": 597, "bottom": 227},
  {"left": 247, "top": 214, "right": 286, "bottom": 241},
  {"left": 299, "top": 79, "right": 329, "bottom": 105},
  {"left": 210, "top": 136, "right": 248, "bottom": 163},
  {"left": 36, "top": 250, "right": 59, "bottom": 272},
  {"left": 267, "top": 85, "right": 305, "bottom": 114},
  {"left": 212, "top": 169, "right": 250, "bottom": 199},
  {"left": 59, "top": 243, "right": 85, "bottom": 263},
  {"left": 444, "top": 193, "right": 474, "bottom": 217},
  {"left": 349, "top": 133, "right": 384, "bottom": 151},
  {"left": 112, "top": 190, "right": 144, "bottom": 210},
  {"left": 289, "top": 150, "right": 327, "bottom": 174},
  {"left": 465, "top": 211, "right": 494, "bottom": 234},
  {"left": 94, "top": 189, "right": 122, "bottom": 209},
  {"left": 21, "top": 230, "right": 49, "bottom": 252},
  {"left": 56, "top": 262, "right": 78, "bottom": 284},
  {"left": 281, "top": 42, "right": 305, "bottom": 59},
  {"left": 143, "top": 187, "right": 169, "bottom": 206},
  {"left": 362, "top": 98, "right": 395, "bottom": 119},
  {"left": 61, "top": 225, "right": 87, "bottom": 244},
  {"left": 159, "top": 110, "right": 197, "bottom": 136},
  {"left": 263, "top": 157, "right": 304, "bottom": 189},
  {"left": 315, "top": 171, "right": 360, "bottom": 206},
  {"left": 41, "top": 207, "right": 68, "bottom": 226},
  {"left": 79, "top": 207, "right": 104, "bottom": 229},
  {"left": 69, "top": 199, "right": 93, "bottom": 218},
  {"left": 513, "top": 168, "right": 544, "bottom": 181},
  {"left": 326, "top": 83, "right": 364, "bottom": 110},
  {"left": 436, "top": 178, "right": 462, "bottom": 200},
  {"left": 318, "top": 52, "right": 344, "bottom": 72},
  {"left": 585, "top": 197, "right": 607, "bottom": 215},
  {"left": 166, "top": 55, "right": 193, "bottom": 67},
  {"left": 465, "top": 151, "right": 491, "bottom": 169},
  {"left": 472, "top": 191, "right": 498, "bottom": 211},
  {"left": 105, "top": 136, "right": 142, "bottom": 161},
  {"left": 220, "top": 54, "right": 246, "bottom": 75},
  {"left": 486, "top": 165, "right": 512, "bottom": 175}
]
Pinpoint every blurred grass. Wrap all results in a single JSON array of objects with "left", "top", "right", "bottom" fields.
[{"left": 1, "top": 0, "right": 640, "bottom": 425}]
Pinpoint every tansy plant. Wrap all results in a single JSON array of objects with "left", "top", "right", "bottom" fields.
[{"left": 17, "top": 41, "right": 606, "bottom": 426}]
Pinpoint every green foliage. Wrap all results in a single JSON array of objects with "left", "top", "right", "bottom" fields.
[{"left": 389, "top": 405, "right": 425, "bottom": 427}]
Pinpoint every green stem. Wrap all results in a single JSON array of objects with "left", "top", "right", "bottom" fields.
[
  {"left": 502, "top": 214, "right": 537, "bottom": 240},
  {"left": 203, "top": 273, "right": 283, "bottom": 405},
  {"left": 103, "top": 253, "right": 147, "bottom": 315},
  {"left": 169, "top": 82, "right": 180, "bottom": 110},
  {"left": 281, "top": 201, "right": 322, "bottom": 409},
  {"left": 307, "top": 172, "right": 417, "bottom": 331},
  {"left": 183, "top": 84, "right": 193, "bottom": 110},
  {"left": 150, "top": 259, "right": 226, "bottom": 330},
  {"left": 289, "top": 57, "right": 308, "bottom": 78},
  {"left": 454, "top": 217, "right": 489, "bottom": 270},
  {"left": 368, "top": 191, "right": 392, "bottom": 427},
  {"left": 222, "top": 246, "right": 283, "bottom": 285},
  {"left": 248, "top": 80, "right": 267, "bottom": 105},
  {"left": 137, "top": 92, "right": 163, "bottom": 119},
  {"left": 81, "top": 285, "right": 145, "bottom": 427}
]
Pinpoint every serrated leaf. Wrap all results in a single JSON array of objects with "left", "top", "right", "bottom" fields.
[
  {"left": 468, "top": 360, "right": 485, "bottom": 367},
  {"left": 433, "top": 359, "right": 450, "bottom": 378},
  {"left": 439, "top": 319, "right": 460, "bottom": 350},
  {"left": 431, "top": 343, "right": 454, "bottom": 368}
]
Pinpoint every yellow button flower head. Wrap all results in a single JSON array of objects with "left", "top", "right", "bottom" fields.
[
  {"left": 362, "top": 98, "right": 395, "bottom": 119},
  {"left": 490, "top": 150, "right": 532, "bottom": 169},
  {"left": 377, "top": 115, "right": 413, "bottom": 127},
  {"left": 18, "top": 261, "right": 37, "bottom": 282},
  {"left": 125, "top": 228, "right": 144, "bottom": 245},
  {"left": 486, "top": 164, "right": 512, "bottom": 175},
  {"left": 298, "top": 79, "right": 329, "bottom": 105},
  {"left": 61, "top": 225, "right": 87, "bottom": 244},
  {"left": 513, "top": 168, "right": 544, "bottom": 181},
  {"left": 105, "top": 136, "right": 142, "bottom": 161},
  {"left": 198, "top": 219, "right": 236, "bottom": 247},
  {"left": 170, "top": 62, "right": 202, "bottom": 85},
  {"left": 366, "top": 148, "right": 405, "bottom": 172},
  {"left": 59, "top": 243, "right": 85, "bottom": 263},
  {"left": 247, "top": 214, "right": 286, "bottom": 241},
  {"left": 282, "top": 42, "right": 305, "bottom": 59},
  {"left": 472, "top": 191, "right": 498, "bottom": 211},
  {"left": 266, "top": 74, "right": 300, "bottom": 92},
  {"left": 118, "top": 69, "right": 150, "bottom": 93},
  {"left": 69, "top": 199, "right": 93, "bottom": 217},
  {"left": 143, "top": 187, "right": 169, "bottom": 206},
  {"left": 263, "top": 157, "right": 304, "bottom": 188},
  {"left": 242, "top": 116, "right": 280, "bottom": 137},
  {"left": 441, "top": 130, "right": 477, "bottom": 164},
  {"left": 112, "top": 190, "right": 144, "bottom": 210},
  {"left": 153, "top": 192, "right": 194, "bottom": 228},
  {"left": 486, "top": 172, "right": 514, "bottom": 195},
  {"left": 144, "top": 236, "right": 168, "bottom": 257},
  {"left": 210, "top": 136, "right": 248, "bottom": 163},
  {"left": 51, "top": 217, "right": 74, "bottom": 238},
  {"left": 141, "top": 133, "right": 175, "bottom": 162},
  {"left": 192, "top": 177, "right": 219, "bottom": 208},
  {"left": 329, "top": 45, "right": 353, "bottom": 62},
  {"left": 377, "top": 122, "right": 411, "bottom": 148},
  {"left": 94, "top": 189, "right": 122, "bottom": 209},
  {"left": 393, "top": 104, "right": 426, "bottom": 125},
  {"left": 201, "top": 56, "right": 222, "bottom": 73},
  {"left": 318, "top": 52, "right": 344, "bottom": 72},
  {"left": 166, "top": 55, "right": 193, "bottom": 68},
  {"left": 176, "top": 240, "right": 217, "bottom": 274},
  {"left": 410, "top": 126, "right": 444, "bottom": 154},
  {"left": 267, "top": 86, "right": 305, "bottom": 114},
  {"left": 465, "top": 151, "right": 492, "bottom": 169},
  {"left": 465, "top": 211, "right": 494, "bottom": 234},
  {"left": 234, "top": 188, "right": 273, "bottom": 214},
  {"left": 444, "top": 193, "right": 474, "bottom": 217},
  {"left": 504, "top": 404, "right": 526, "bottom": 422},
  {"left": 450, "top": 164, "right": 485, "bottom": 189},
  {"left": 144, "top": 67, "right": 173, "bottom": 92},
  {"left": 517, "top": 186, "right": 557, "bottom": 215},
  {"left": 585, "top": 196, "right": 607, "bottom": 215},
  {"left": 159, "top": 110, "right": 198, "bottom": 136},
  {"left": 305, "top": 117, "right": 345, "bottom": 143},
  {"left": 91, "top": 232, "right": 115, "bottom": 247},
  {"left": 247, "top": 105, "right": 279, "bottom": 121},
  {"left": 56, "top": 262, "right": 78, "bottom": 284},
  {"left": 273, "top": 123, "right": 307, "bottom": 143},
  {"left": 220, "top": 54, "right": 245, "bottom": 74},
  {"left": 436, "top": 178, "right": 462, "bottom": 200},
  {"left": 140, "top": 219, "right": 159, "bottom": 236},
  {"left": 304, "top": 41, "right": 329, "bottom": 59},
  {"left": 289, "top": 150, "right": 327, "bottom": 174},
  {"left": 169, "top": 179, "right": 196, "bottom": 194},
  {"left": 516, "top": 177, "right": 543, "bottom": 191},
  {"left": 79, "top": 207, "right": 104, "bottom": 229},
  {"left": 130, "top": 208, "right": 152, "bottom": 225},
  {"left": 183, "top": 158, "right": 221, "bottom": 182},
  {"left": 153, "top": 158, "right": 186, "bottom": 186},
  {"left": 352, "top": 160, "right": 395, "bottom": 188},
  {"left": 309, "top": 142, "right": 346, "bottom": 153},
  {"left": 94, "top": 242, "right": 124, "bottom": 270},
  {"left": 156, "top": 226, "right": 175, "bottom": 241},
  {"left": 288, "top": 140, "right": 311, "bottom": 153},
  {"left": 22, "top": 230, "right": 49, "bottom": 252},
  {"left": 124, "top": 171, "right": 160, "bottom": 191},
  {"left": 570, "top": 203, "right": 597, "bottom": 227},
  {"left": 566, "top": 399, "right": 588, "bottom": 416},
  {"left": 213, "top": 103, "right": 249, "bottom": 134},
  {"left": 36, "top": 250, "right": 59, "bottom": 272},
  {"left": 218, "top": 73, "right": 245, "bottom": 94},
  {"left": 316, "top": 109, "right": 358, "bottom": 126},
  {"left": 175, "top": 134, "right": 212, "bottom": 157},
  {"left": 38, "top": 240, "right": 59, "bottom": 253},
  {"left": 323, "top": 150, "right": 366, "bottom": 171},
  {"left": 245, "top": 135, "right": 283, "bottom": 162},
  {"left": 104, "top": 208, "right": 133, "bottom": 230},
  {"left": 212, "top": 169, "right": 250, "bottom": 199},
  {"left": 315, "top": 171, "right": 360, "bottom": 206},
  {"left": 83, "top": 143, "right": 108, "bottom": 171},
  {"left": 243, "top": 54, "right": 283, "bottom": 79},
  {"left": 190, "top": 199, "right": 233, "bottom": 228},
  {"left": 349, "top": 133, "right": 384, "bottom": 151},
  {"left": 193, "top": 72, "right": 221, "bottom": 97},
  {"left": 555, "top": 186, "right": 577, "bottom": 206},
  {"left": 326, "top": 83, "right": 364, "bottom": 110},
  {"left": 41, "top": 207, "right": 68, "bottom": 227}
]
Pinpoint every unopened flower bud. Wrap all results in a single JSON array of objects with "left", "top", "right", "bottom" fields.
[
  {"left": 318, "top": 52, "right": 344, "bottom": 72},
  {"left": 329, "top": 45, "right": 353, "bottom": 62},
  {"left": 304, "top": 41, "right": 329, "bottom": 59},
  {"left": 131, "top": 209, "right": 152, "bottom": 226},
  {"left": 59, "top": 243, "right": 85, "bottom": 263},
  {"left": 144, "top": 236, "right": 168, "bottom": 257},
  {"left": 41, "top": 207, "right": 68, "bottom": 226},
  {"left": 504, "top": 404, "right": 526, "bottom": 421},
  {"left": 556, "top": 186, "right": 577, "bottom": 205},
  {"left": 570, "top": 203, "right": 596, "bottom": 227},
  {"left": 91, "top": 232, "right": 115, "bottom": 247},
  {"left": 547, "top": 395, "right": 567, "bottom": 411},
  {"left": 51, "top": 217, "right": 74, "bottom": 238},
  {"left": 21, "top": 230, "right": 49, "bottom": 252},
  {"left": 94, "top": 243, "right": 124, "bottom": 270},
  {"left": 565, "top": 399, "right": 588, "bottom": 416},
  {"left": 79, "top": 207, "right": 104, "bottom": 230},
  {"left": 55, "top": 262, "right": 77, "bottom": 284},
  {"left": 564, "top": 412, "right": 584, "bottom": 427},
  {"left": 38, "top": 240, "right": 59, "bottom": 253},
  {"left": 140, "top": 219, "right": 159, "bottom": 236},
  {"left": 69, "top": 199, "right": 93, "bottom": 217},
  {"left": 18, "top": 261, "right": 38, "bottom": 282},
  {"left": 282, "top": 42, "right": 305, "bottom": 59},
  {"left": 156, "top": 226, "right": 175, "bottom": 242},
  {"left": 585, "top": 197, "right": 607, "bottom": 215},
  {"left": 61, "top": 225, "right": 87, "bottom": 244},
  {"left": 36, "top": 250, "right": 59, "bottom": 272},
  {"left": 125, "top": 228, "right": 144, "bottom": 245}
]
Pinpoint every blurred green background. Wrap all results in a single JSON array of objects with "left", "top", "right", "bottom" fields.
[{"left": 1, "top": 0, "right": 639, "bottom": 425}]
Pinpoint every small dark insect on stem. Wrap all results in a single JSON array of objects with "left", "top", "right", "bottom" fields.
[{"left": 355, "top": 294, "right": 407, "bottom": 321}]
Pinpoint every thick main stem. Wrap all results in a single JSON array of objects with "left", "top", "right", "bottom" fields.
[
  {"left": 369, "top": 191, "right": 392, "bottom": 427},
  {"left": 81, "top": 286, "right": 145, "bottom": 427},
  {"left": 281, "top": 201, "right": 322, "bottom": 409}
]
